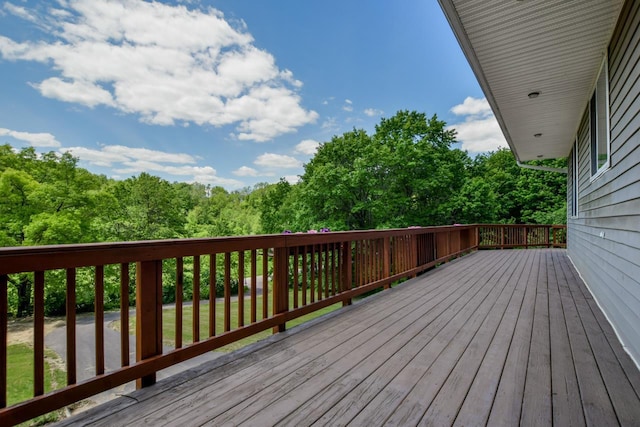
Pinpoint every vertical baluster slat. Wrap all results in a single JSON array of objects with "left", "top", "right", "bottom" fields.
[
  {"left": 262, "top": 249, "right": 269, "bottom": 320},
  {"left": 224, "top": 253, "right": 231, "bottom": 332},
  {"left": 66, "top": 268, "right": 76, "bottom": 385},
  {"left": 238, "top": 251, "right": 245, "bottom": 328},
  {"left": 310, "top": 245, "right": 315, "bottom": 303},
  {"left": 251, "top": 249, "right": 257, "bottom": 324},
  {"left": 193, "top": 256, "right": 200, "bottom": 343},
  {"left": 331, "top": 243, "right": 337, "bottom": 295},
  {"left": 1, "top": 274, "right": 7, "bottom": 408},
  {"left": 302, "top": 248, "right": 308, "bottom": 306},
  {"left": 34, "top": 271, "right": 45, "bottom": 397},
  {"left": 95, "top": 266, "right": 104, "bottom": 375},
  {"left": 324, "top": 244, "right": 330, "bottom": 298},
  {"left": 175, "top": 258, "right": 183, "bottom": 349},
  {"left": 209, "top": 254, "right": 216, "bottom": 337},
  {"left": 120, "top": 263, "right": 129, "bottom": 367},
  {"left": 317, "top": 246, "right": 323, "bottom": 301},
  {"left": 293, "top": 247, "right": 299, "bottom": 309}
]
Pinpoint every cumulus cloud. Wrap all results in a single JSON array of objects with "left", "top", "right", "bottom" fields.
[
  {"left": 0, "top": 127, "right": 61, "bottom": 147},
  {"left": 448, "top": 97, "right": 507, "bottom": 153},
  {"left": 232, "top": 166, "right": 258, "bottom": 177},
  {"left": 364, "top": 108, "right": 383, "bottom": 117},
  {"left": 342, "top": 99, "right": 353, "bottom": 112},
  {"left": 294, "top": 139, "right": 319, "bottom": 155},
  {"left": 254, "top": 153, "right": 302, "bottom": 168},
  {"left": 0, "top": 0, "right": 317, "bottom": 141}
]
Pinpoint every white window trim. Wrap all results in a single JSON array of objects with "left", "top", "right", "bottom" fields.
[{"left": 589, "top": 56, "right": 611, "bottom": 182}]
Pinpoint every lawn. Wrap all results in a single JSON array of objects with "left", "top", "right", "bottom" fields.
[
  {"left": 118, "top": 289, "right": 342, "bottom": 352},
  {"left": 6, "top": 343, "right": 66, "bottom": 425}
]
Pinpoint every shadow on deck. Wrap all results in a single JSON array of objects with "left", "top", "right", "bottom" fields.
[{"left": 56, "top": 249, "right": 640, "bottom": 426}]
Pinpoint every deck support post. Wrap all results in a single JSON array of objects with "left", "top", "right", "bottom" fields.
[
  {"left": 272, "top": 247, "right": 289, "bottom": 333},
  {"left": 136, "top": 260, "right": 163, "bottom": 389}
]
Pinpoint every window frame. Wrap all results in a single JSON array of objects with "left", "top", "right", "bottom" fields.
[{"left": 589, "top": 57, "right": 611, "bottom": 181}]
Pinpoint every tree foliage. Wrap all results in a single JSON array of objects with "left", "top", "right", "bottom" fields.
[{"left": 0, "top": 112, "right": 567, "bottom": 316}]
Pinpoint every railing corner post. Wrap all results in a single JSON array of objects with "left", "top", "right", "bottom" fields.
[
  {"left": 136, "top": 260, "right": 163, "bottom": 389},
  {"left": 272, "top": 247, "right": 289, "bottom": 333}
]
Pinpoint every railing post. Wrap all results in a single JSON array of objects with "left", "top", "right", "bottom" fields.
[
  {"left": 136, "top": 260, "right": 163, "bottom": 389},
  {"left": 500, "top": 226, "right": 505, "bottom": 249},
  {"left": 272, "top": 247, "right": 289, "bottom": 333},
  {"left": 341, "top": 241, "right": 353, "bottom": 305}
]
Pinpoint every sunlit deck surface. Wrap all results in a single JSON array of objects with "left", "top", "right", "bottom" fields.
[{"left": 58, "top": 249, "right": 640, "bottom": 426}]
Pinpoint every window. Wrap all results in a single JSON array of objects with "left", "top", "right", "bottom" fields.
[
  {"left": 570, "top": 139, "right": 578, "bottom": 217},
  {"left": 590, "top": 58, "right": 610, "bottom": 178}
]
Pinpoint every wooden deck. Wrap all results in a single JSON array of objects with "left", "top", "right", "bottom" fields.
[{"left": 57, "top": 249, "right": 640, "bottom": 426}]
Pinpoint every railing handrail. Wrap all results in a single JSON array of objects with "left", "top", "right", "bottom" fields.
[{"left": 0, "top": 225, "right": 476, "bottom": 275}]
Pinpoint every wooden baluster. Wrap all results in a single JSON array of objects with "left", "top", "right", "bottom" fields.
[
  {"left": 34, "top": 271, "right": 44, "bottom": 396},
  {"left": 310, "top": 245, "right": 315, "bottom": 303},
  {"left": 317, "top": 247, "right": 323, "bottom": 301},
  {"left": 293, "top": 247, "right": 299, "bottom": 309},
  {"left": 324, "top": 244, "right": 330, "bottom": 298},
  {"left": 193, "top": 256, "right": 200, "bottom": 342},
  {"left": 224, "top": 253, "right": 231, "bottom": 332},
  {"left": 120, "top": 263, "right": 129, "bottom": 367},
  {"left": 330, "top": 243, "right": 336, "bottom": 295},
  {"left": 209, "top": 254, "right": 216, "bottom": 337},
  {"left": 251, "top": 249, "right": 257, "bottom": 323},
  {"left": 238, "top": 251, "right": 245, "bottom": 328},
  {"left": 342, "top": 242, "right": 353, "bottom": 306},
  {"left": 95, "top": 266, "right": 104, "bottom": 375},
  {"left": 175, "top": 257, "right": 183, "bottom": 349},
  {"left": 262, "top": 249, "right": 269, "bottom": 319},
  {"left": 1, "top": 274, "right": 7, "bottom": 408},
  {"left": 383, "top": 237, "right": 391, "bottom": 289},
  {"left": 136, "top": 260, "right": 162, "bottom": 389},
  {"left": 302, "top": 248, "right": 308, "bottom": 306},
  {"left": 66, "top": 268, "right": 76, "bottom": 385}
]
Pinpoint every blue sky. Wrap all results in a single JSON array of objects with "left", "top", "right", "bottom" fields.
[{"left": 0, "top": 0, "right": 506, "bottom": 190}]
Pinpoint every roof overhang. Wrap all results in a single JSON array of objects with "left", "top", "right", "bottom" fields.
[{"left": 438, "top": 0, "right": 624, "bottom": 161}]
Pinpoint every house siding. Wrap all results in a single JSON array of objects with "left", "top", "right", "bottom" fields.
[{"left": 568, "top": 0, "right": 640, "bottom": 365}]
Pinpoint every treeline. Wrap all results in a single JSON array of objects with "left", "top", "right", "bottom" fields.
[{"left": 1, "top": 110, "right": 566, "bottom": 316}]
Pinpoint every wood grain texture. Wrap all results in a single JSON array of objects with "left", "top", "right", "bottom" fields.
[{"left": 49, "top": 250, "right": 640, "bottom": 427}]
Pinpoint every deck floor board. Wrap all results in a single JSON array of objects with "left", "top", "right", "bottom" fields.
[{"left": 56, "top": 249, "right": 640, "bottom": 427}]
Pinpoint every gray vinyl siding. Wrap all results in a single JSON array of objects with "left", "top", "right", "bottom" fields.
[{"left": 568, "top": 0, "right": 640, "bottom": 365}]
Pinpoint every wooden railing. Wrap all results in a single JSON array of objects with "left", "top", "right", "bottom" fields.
[
  {"left": 477, "top": 224, "right": 566, "bottom": 249},
  {"left": 0, "top": 225, "right": 479, "bottom": 425}
]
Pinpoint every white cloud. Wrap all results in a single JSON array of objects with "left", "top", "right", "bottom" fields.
[
  {"left": 64, "top": 144, "right": 197, "bottom": 166},
  {"left": 63, "top": 144, "right": 242, "bottom": 188},
  {"left": 321, "top": 117, "right": 339, "bottom": 132},
  {"left": 342, "top": 99, "right": 353, "bottom": 112},
  {"left": 294, "top": 139, "right": 319, "bottom": 155},
  {"left": 233, "top": 166, "right": 258, "bottom": 177},
  {"left": 282, "top": 175, "right": 301, "bottom": 185},
  {"left": 0, "top": 127, "right": 61, "bottom": 147},
  {"left": 3, "top": 2, "right": 37, "bottom": 22},
  {"left": 451, "top": 96, "right": 493, "bottom": 117},
  {"left": 254, "top": 153, "right": 302, "bottom": 168},
  {"left": 448, "top": 97, "right": 507, "bottom": 153},
  {"left": 364, "top": 108, "right": 383, "bottom": 117},
  {"left": 0, "top": 0, "right": 317, "bottom": 142}
]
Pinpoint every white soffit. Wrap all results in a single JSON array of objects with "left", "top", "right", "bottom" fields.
[{"left": 439, "top": 0, "right": 624, "bottom": 161}]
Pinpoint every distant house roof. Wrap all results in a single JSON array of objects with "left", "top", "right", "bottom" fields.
[{"left": 438, "top": 0, "right": 624, "bottom": 161}]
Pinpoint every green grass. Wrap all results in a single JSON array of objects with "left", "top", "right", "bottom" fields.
[
  {"left": 119, "top": 289, "right": 342, "bottom": 352},
  {"left": 6, "top": 343, "right": 66, "bottom": 425}
]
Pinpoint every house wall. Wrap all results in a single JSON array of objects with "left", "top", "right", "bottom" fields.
[{"left": 568, "top": 0, "right": 640, "bottom": 365}]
